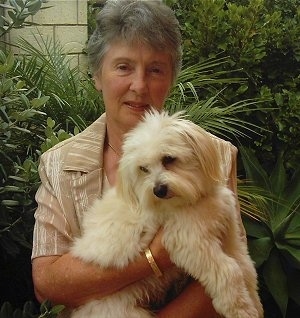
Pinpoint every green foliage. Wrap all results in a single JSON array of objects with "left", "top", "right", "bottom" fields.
[
  {"left": 0, "top": 0, "right": 43, "bottom": 37},
  {"left": 0, "top": 49, "right": 76, "bottom": 310},
  {"left": 0, "top": 5, "right": 74, "bottom": 312},
  {"left": 0, "top": 300, "right": 64, "bottom": 318},
  {"left": 0, "top": 47, "right": 46, "bottom": 307},
  {"left": 40, "top": 117, "right": 78, "bottom": 153},
  {"left": 240, "top": 147, "right": 300, "bottom": 317},
  {"left": 14, "top": 33, "right": 104, "bottom": 131},
  {"left": 165, "top": 0, "right": 300, "bottom": 175},
  {"left": 166, "top": 57, "right": 270, "bottom": 139}
]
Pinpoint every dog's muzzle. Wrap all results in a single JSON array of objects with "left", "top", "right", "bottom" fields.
[{"left": 153, "top": 184, "right": 168, "bottom": 198}]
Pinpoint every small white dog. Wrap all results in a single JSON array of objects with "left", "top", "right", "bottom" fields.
[{"left": 70, "top": 110, "right": 263, "bottom": 318}]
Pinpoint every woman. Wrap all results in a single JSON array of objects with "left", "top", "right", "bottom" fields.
[{"left": 32, "top": 1, "right": 243, "bottom": 317}]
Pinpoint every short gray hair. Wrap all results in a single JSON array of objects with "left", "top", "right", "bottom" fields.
[{"left": 88, "top": 0, "right": 182, "bottom": 82}]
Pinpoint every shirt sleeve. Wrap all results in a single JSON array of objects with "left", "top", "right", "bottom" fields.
[
  {"left": 227, "top": 144, "right": 247, "bottom": 241},
  {"left": 31, "top": 153, "right": 74, "bottom": 260}
]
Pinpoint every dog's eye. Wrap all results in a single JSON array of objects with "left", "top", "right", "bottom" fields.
[
  {"left": 162, "top": 155, "right": 176, "bottom": 166},
  {"left": 139, "top": 166, "right": 149, "bottom": 173}
]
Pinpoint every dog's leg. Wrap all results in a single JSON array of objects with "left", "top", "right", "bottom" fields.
[
  {"left": 163, "top": 219, "right": 259, "bottom": 318},
  {"left": 228, "top": 239, "right": 264, "bottom": 317},
  {"left": 222, "top": 209, "right": 264, "bottom": 318}
]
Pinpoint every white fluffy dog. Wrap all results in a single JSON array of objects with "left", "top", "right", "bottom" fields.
[{"left": 70, "top": 110, "right": 263, "bottom": 318}]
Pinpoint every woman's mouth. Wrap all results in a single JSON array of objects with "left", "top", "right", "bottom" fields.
[{"left": 125, "top": 102, "right": 150, "bottom": 111}]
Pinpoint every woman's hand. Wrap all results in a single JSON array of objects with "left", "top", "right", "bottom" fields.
[{"left": 148, "top": 227, "right": 173, "bottom": 272}]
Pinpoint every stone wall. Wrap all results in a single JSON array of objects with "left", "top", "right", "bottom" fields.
[{"left": 6, "top": 0, "right": 88, "bottom": 71}]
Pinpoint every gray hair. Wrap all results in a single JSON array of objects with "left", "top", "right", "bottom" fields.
[{"left": 88, "top": 0, "right": 182, "bottom": 82}]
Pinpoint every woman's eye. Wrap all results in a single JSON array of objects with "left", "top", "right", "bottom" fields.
[
  {"left": 149, "top": 67, "right": 163, "bottom": 75},
  {"left": 151, "top": 67, "right": 161, "bottom": 73},
  {"left": 162, "top": 155, "right": 176, "bottom": 166},
  {"left": 139, "top": 166, "right": 149, "bottom": 173},
  {"left": 117, "top": 64, "right": 129, "bottom": 71}
]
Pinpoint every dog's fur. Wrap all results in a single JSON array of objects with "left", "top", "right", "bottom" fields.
[{"left": 70, "top": 110, "right": 263, "bottom": 318}]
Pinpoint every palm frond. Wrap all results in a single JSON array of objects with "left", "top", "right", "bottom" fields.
[
  {"left": 237, "top": 181, "right": 273, "bottom": 224},
  {"left": 166, "top": 57, "right": 272, "bottom": 140},
  {"left": 13, "top": 32, "right": 103, "bottom": 129}
]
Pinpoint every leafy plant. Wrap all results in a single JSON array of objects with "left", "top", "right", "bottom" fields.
[
  {"left": 166, "top": 57, "right": 270, "bottom": 140},
  {"left": 0, "top": 300, "right": 64, "bottom": 318},
  {"left": 165, "top": 0, "right": 300, "bottom": 176},
  {"left": 0, "top": 45, "right": 48, "bottom": 308},
  {"left": 0, "top": 0, "right": 43, "bottom": 37},
  {"left": 15, "top": 33, "right": 104, "bottom": 131},
  {"left": 240, "top": 147, "right": 300, "bottom": 317}
]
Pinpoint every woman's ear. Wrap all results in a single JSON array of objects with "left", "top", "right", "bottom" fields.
[{"left": 93, "top": 73, "right": 102, "bottom": 92}]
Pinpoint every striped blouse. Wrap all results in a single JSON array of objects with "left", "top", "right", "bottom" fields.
[{"left": 32, "top": 113, "right": 245, "bottom": 260}]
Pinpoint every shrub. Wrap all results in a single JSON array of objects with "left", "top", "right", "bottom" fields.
[{"left": 165, "top": 0, "right": 300, "bottom": 176}]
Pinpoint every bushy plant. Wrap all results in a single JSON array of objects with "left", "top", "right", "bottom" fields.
[
  {"left": 0, "top": 0, "right": 42, "bottom": 37},
  {"left": 14, "top": 34, "right": 104, "bottom": 131},
  {"left": 240, "top": 147, "right": 300, "bottom": 317},
  {"left": 165, "top": 0, "right": 300, "bottom": 176},
  {"left": 0, "top": 47, "right": 80, "bottom": 310},
  {"left": 0, "top": 300, "right": 64, "bottom": 318},
  {"left": 0, "top": 1, "right": 71, "bottom": 314}
]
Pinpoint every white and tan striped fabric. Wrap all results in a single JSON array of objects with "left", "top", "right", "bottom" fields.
[{"left": 31, "top": 113, "right": 245, "bottom": 260}]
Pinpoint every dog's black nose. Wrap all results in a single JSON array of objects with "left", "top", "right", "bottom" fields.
[{"left": 153, "top": 184, "right": 168, "bottom": 198}]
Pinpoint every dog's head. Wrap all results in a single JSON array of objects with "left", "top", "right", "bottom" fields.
[{"left": 116, "top": 110, "right": 224, "bottom": 210}]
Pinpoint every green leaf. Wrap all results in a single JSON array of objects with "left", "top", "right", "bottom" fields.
[
  {"left": 8, "top": 176, "right": 26, "bottom": 182},
  {"left": 242, "top": 215, "right": 270, "bottom": 238},
  {"left": 50, "top": 304, "right": 65, "bottom": 315},
  {"left": 0, "top": 51, "right": 15, "bottom": 73},
  {"left": 263, "top": 248, "right": 288, "bottom": 317},
  {"left": 15, "top": 0, "right": 25, "bottom": 8},
  {"left": 31, "top": 95, "right": 50, "bottom": 108},
  {"left": 15, "top": 80, "right": 26, "bottom": 89},
  {"left": 25, "top": 0, "right": 42, "bottom": 13},
  {"left": 276, "top": 243, "right": 300, "bottom": 269},
  {"left": 2, "top": 185, "right": 24, "bottom": 193},
  {"left": 248, "top": 237, "right": 273, "bottom": 267},
  {"left": 20, "top": 93, "right": 30, "bottom": 108},
  {"left": 284, "top": 168, "right": 300, "bottom": 211},
  {"left": 0, "top": 106, "right": 10, "bottom": 123},
  {"left": 1, "top": 199, "right": 20, "bottom": 206},
  {"left": 270, "top": 155, "right": 287, "bottom": 199},
  {"left": 9, "top": 0, "right": 21, "bottom": 11},
  {"left": 57, "top": 130, "right": 71, "bottom": 141},
  {"left": 7, "top": 10, "right": 17, "bottom": 21},
  {"left": 1, "top": 78, "right": 14, "bottom": 94},
  {"left": 0, "top": 302, "right": 13, "bottom": 317},
  {"left": 239, "top": 146, "right": 270, "bottom": 190},
  {"left": 47, "top": 117, "right": 55, "bottom": 129}
]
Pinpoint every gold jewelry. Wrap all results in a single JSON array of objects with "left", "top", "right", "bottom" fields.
[
  {"left": 144, "top": 248, "right": 163, "bottom": 277},
  {"left": 108, "top": 142, "right": 121, "bottom": 156}
]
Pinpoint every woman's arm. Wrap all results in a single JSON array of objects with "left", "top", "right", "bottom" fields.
[
  {"left": 33, "top": 227, "right": 218, "bottom": 316},
  {"left": 32, "top": 240, "right": 171, "bottom": 308},
  {"left": 158, "top": 280, "right": 218, "bottom": 318}
]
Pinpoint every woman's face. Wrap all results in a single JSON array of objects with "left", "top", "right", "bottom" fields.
[{"left": 94, "top": 40, "right": 173, "bottom": 133}]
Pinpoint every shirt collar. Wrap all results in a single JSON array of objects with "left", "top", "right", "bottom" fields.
[{"left": 62, "top": 113, "right": 106, "bottom": 173}]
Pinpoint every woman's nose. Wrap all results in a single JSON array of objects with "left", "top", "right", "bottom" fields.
[{"left": 130, "top": 71, "right": 148, "bottom": 95}]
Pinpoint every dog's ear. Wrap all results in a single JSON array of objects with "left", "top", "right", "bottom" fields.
[{"left": 182, "top": 122, "right": 223, "bottom": 183}]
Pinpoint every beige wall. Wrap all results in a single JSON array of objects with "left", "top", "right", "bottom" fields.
[{"left": 6, "top": 0, "right": 88, "bottom": 71}]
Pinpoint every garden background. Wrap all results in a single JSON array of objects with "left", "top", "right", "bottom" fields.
[{"left": 0, "top": 0, "right": 299, "bottom": 317}]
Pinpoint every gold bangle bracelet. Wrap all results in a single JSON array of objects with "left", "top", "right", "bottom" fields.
[{"left": 144, "top": 247, "right": 163, "bottom": 277}]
